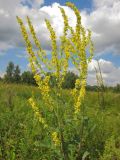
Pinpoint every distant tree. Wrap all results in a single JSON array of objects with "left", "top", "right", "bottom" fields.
[
  {"left": 45, "top": 72, "right": 78, "bottom": 89},
  {"left": 21, "top": 71, "right": 36, "bottom": 85},
  {"left": 62, "top": 72, "right": 78, "bottom": 89},
  {"left": 0, "top": 76, "right": 2, "bottom": 81},
  {"left": 13, "top": 65, "right": 21, "bottom": 83},
  {"left": 45, "top": 72, "right": 57, "bottom": 87},
  {"left": 4, "top": 62, "right": 14, "bottom": 83},
  {"left": 114, "top": 84, "right": 120, "bottom": 92},
  {"left": 86, "top": 85, "right": 98, "bottom": 91},
  {"left": 49, "top": 74, "right": 57, "bottom": 87}
]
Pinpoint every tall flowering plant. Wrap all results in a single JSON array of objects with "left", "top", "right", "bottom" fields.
[{"left": 17, "top": 2, "right": 94, "bottom": 159}]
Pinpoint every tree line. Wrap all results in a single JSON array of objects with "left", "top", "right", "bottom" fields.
[
  {"left": 0, "top": 62, "right": 36, "bottom": 85},
  {"left": 0, "top": 62, "right": 78, "bottom": 89},
  {"left": 0, "top": 62, "right": 120, "bottom": 92}
]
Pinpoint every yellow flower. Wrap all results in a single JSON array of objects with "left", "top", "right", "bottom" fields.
[
  {"left": 75, "top": 79, "right": 81, "bottom": 88},
  {"left": 34, "top": 74, "right": 41, "bottom": 83},
  {"left": 28, "top": 98, "right": 48, "bottom": 128},
  {"left": 45, "top": 19, "right": 60, "bottom": 79},
  {"left": 51, "top": 131, "right": 60, "bottom": 146},
  {"left": 74, "top": 79, "right": 86, "bottom": 114}
]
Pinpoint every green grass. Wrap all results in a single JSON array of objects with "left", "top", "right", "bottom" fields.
[{"left": 0, "top": 82, "right": 120, "bottom": 160}]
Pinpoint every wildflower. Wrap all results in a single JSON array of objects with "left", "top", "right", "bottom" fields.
[
  {"left": 75, "top": 79, "right": 81, "bottom": 88},
  {"left": 66, "top": 2, "right": 81, "bottom": 39},
  {"left": 34, "top": 74, "right": 41, "bottom": 83},
  {"left": 51, "top": 131, "right": 60, "bottom": 146},
  {"left": 27, "top": 16, "right": 47, "bottom": 64},
  {"left": 74, "top": 79, "right": 86, "bottom": 114},
  {"left": 45, "top": 19, "right": 60, "bottom": 79},
  {"left": 59, "top": 7, "right": 68, "bottom": 36},
  {"left": 28, "top": 97, "right": 48, "bottom": 128},
  {"left": 16, "top": 16, "right": 37, "bottom": 74},
  {"left": 17, "top": 2, "right": 94, "bottom": 120}
]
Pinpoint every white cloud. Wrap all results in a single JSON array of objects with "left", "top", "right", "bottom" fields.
[
  {"left": 0, "top": 71, "right": 5, "bottom": 78},
  {"left": 69, "top": 58, "right": 120, "bottom": 86},
  {"left": 85, "top": 0, "right": 120, "bottom": 54},
  {"left": 88, "top": 59, "right": 120, "bottom": 86},
  {"left": 0, "top": 0, "right": 120, "bottom": 56},
  {"left": 0, "top": 41, "right": 13, "bottom": 54},
  {"left": 0, "top": 0, "right": 90, "bottom": 53},
  {"left": 0, "top": 0, "right": 46, "bottom": 52},
  {"left": 93, "top": 0, "right": 120, "bottom": 8}
]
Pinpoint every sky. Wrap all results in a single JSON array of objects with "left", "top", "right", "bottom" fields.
[{"left": 0, "top": 0, "right": 120, "bottom": 86}]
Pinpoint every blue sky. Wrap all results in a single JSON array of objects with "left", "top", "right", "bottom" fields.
[
  {"left": 44, "top": 0, "right": 93, "bottom": 10},
  {"left": 0, "top": 0, "right": 120, "bottom": 85}
]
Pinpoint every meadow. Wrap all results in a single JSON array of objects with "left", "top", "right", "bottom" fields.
[
  {"left": 0, "top": 82, "right": 120, "bottom": 160},
  {"left": 0, "top": 3, "right": 120, "bottom": 160}
]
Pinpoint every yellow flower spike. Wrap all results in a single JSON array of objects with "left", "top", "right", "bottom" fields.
[
  {"left": 28, "top": 97, "right": 48, "bottom": 128},
  {"left": 27, "top": 16, "right": 52, "bottom": 73},
  {"left": 34, "top": 74, "right": 41, "bottom": 84},
  {"left": 59, "top": 7, "right": 69, "bottom": 36},
  {"left": 88, "top": 41, "right": 94, "bottom": 63},
  {"left": 17, "top": 16, "right": 47, "bottom": 76},
  {"left": 59, "top": 6, "right": 75, "bottom": 67},
  {"left": 74, "top": 78, "right": 87, "bottom": 114},
  {"left": 51, "top": 131, "right": 60, "bottom": 146},
  {"left": 27, "top": 17, "right": 42, "bottom": 52},
  {"left": 45, "top": 19, "right": 60, "bottom": 80},
  {"left": 66, "top": 2, "right": 81, "bottom": 37},
  {"left": 75, "top": 79, "right": 81, "bottom": 88},
  {"left": 17, "top": 16, "right": 39, "bottom": 74},
  {"left": 31, "top": 73, "right": 53, "bottom": 111},
  {"left": 27, "top": 17, "right": 47, "bottom": 57},
  {"left": 17, "top": 17, "right": 33, "bottom": 56},
  {"left": 59, "top": 7, "right": 69, "bottom": 77}
]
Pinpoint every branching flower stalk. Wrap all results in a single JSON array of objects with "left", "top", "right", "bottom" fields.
[
  {"left": 17, "top": 2, "right": 94, "bottom": 159},
  {"left": 95, "top": 61, "right": 105, "bottom": 109}
]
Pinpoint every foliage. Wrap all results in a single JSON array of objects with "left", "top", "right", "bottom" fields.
[
  {"left": 0, "top": 83, "right": 120, "bottom": 159},
  {"left": 4, "top": 62, "right": 21, "bottom": 83},
  {"left": 100, "top": 136, "right": 120, "bottom": 160},
  {"left": 13, "top": 65, "right": 21, "bottom": 83},
  {"left": 114, "top": 84, "right": 120, "bottom": 93},
  {"left": 62, "top": 72, "right": 78, "bottom": 89},
  {"left": 48, "top": 71, "right": 78, "bottom": 89},
  {"left": 4, "top": 62, "right": 15, "bottom": 83},
  {"left": 21, "top": 71, "right": 36, "bottom": 85},
  {"left": 3, "top": 62, "right": 36, "bottom": 85},
  {"left": 0, "top": 76, "right": 3, "bottom": 81}
]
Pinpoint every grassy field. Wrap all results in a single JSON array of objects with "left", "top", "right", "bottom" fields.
[{"left": 0, "top": 82, "right": 120, "bottom": 160}]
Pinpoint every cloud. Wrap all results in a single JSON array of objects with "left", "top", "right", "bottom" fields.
[
  {"left": 1, "top": 0, "right": 120, "bottom": 56},
  {"left": 85, "top": 0, "right": 120, "bottom": 54},
  {"left": 69, "top": 58, "right": 120, "bottom": 86},
  {"left": 93, "top": 0, "right": 120, "bottom": 8},
  {"left": 0, "top": 0, "right": 82, "bottom": 54},
  {"left": 88, "top": 59, "right": 120, "bottom": 86},
  {"left": 0, "top": 71, "right": 5, "bottom": 78},
  {"left": 0, "top": 0, "right": 46, "bottom": 52}
]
